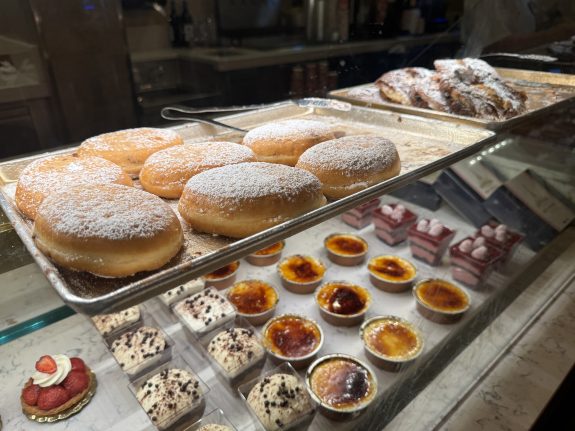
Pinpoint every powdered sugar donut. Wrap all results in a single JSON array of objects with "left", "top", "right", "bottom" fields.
[
  {"left": 15, "top": 153, "right": 133, "bottom": 220},
  {"left": 296, "top": 135, "right": 401, "bottom": 199},
  {"left": 78, "top": 127, "right": 183, "bottom": 176},
  {"left": 178, "top": 162, "right": 326, "bottom": 238},
  {"left": 140, "top": 141, "right": 256, "bottom": 199},
  {"left": 242, "top": 119, "right": 336, "bottom": 166},
  {"left": 33, "top": 184, "right": 183, "bottom": 277}
]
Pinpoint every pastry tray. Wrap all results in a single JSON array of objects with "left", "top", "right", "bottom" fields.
[
  {"left": 329, "top": 68, "right": 575, "bottom": 130},
  {"left": 0, "top": 99, "right": 495, "bottom": 315}
]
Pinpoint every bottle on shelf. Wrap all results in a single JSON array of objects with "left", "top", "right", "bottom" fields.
[
  {"left": 181, "top": 0, "right": 194, "bottom": 47},
  {"left": 401, "top": 0, "right": 422, "bottom": 35}
]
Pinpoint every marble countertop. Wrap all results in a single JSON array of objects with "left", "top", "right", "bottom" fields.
[
  {"left": 0, "top": 263, "right": 64, "bottom": 334},
  {"left": 129, "top": 33, "right": 460, "bottom": 71}
]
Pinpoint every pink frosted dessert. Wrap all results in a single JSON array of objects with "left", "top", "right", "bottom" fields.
[
  {"left": 475, "top": 224, "right": 524, "bottom": 265},
  {"left": 373, "top": 203, "right": 417, "bottom": 245},
  {"left": 407, "top": 219, "right": 455, "bottom": 266},
  {"left": 450, "top": 237, "right": 503, "bottom": 288},
  {"left": 341, "top": 199, "right": 380, "bottom": 229}
]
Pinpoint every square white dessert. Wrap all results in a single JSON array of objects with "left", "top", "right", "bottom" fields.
[
  {"left": 173, "top": 288, "right": 236, "bottom": 335},
  {"left": 208, "top": 327, "right": 265, "bottom": 379},
  {"left": 247, "top": 373, "right": 312, "bottom": 431},
  {"left": 92, "top": 305, "right": 140, "bottom": 336},
  {"left": 137, "top": 368, "right": 202, "bottom": 430},
  {"left": 110, "top": 326, "right": 168, "bottom": 375},
  {"left": 159, "top": 278, "right": 204, "bottom": 307}
]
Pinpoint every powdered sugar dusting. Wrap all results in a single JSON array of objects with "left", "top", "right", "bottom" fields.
[
  {"left": 18, "top": 154, "right": 129, "bottom": 195},
  {"left": 243, "top": 119, "right": 334, "bottom": 146},
  {"left": 37, "top": 184, "right": 179, "bottom": 240},
  {"left": 16, "top": 154, "right": 132, "bottom": 217},
  {"left": 143, "top": 141, "right": 255, "bottom": 179},
  {"left": 297, "top": 135, "right": 399, "bottom": 176},
  {"left": 182, "top": 162, "right": 322, "bottom": 208},
  {"left": 434, "top": 59, "right": 527, "bottom": 119},
  {"left": 80, "top": 127, "right": 182, "bottom": 152}
]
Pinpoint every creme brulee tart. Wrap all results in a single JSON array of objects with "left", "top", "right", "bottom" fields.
[
  {"left": 324, "top": 233, "right": 368, "bottom": 266},
  {"left": 277, "top": 255, "right": 326, "bottom": 294},
  {"left": 367, "top": 255, "right": 417, "bottom": 293},
  {"left": 262, "top": 314, "right": 323, "bottom": 369}
]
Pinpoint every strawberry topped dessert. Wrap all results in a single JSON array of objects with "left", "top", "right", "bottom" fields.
[{"left": 21, "top": 354, "right": 96, "bottom": 421}]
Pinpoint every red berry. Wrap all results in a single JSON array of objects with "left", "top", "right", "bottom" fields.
[
  {"left": 70, "top": 357, "right": 86, "bottom": 372},
  {"left": 37, "top": 386, "right": 70, "bottom": 410},
  {"left": 35, "top": 355, "right": 57, "bottom": 374},
  {"left": 22, "top": 383, "right": 41, "bottom": 406},
  {"left": 62, "top": 371, "right": 89, "bottom": 397}
]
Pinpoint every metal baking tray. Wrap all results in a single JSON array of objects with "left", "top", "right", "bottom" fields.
[
  {"left": 0, "top": 100, "right": 495, "bottom": 315},
  {"left": 329, "top": 67, "right": 575, "bottom": 130}
]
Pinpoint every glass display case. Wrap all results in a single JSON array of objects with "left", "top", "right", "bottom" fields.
[
  {"left": 1, "top": 1, "right": 575, "bottom": 431},
  {"left": 1, "top": 107, "right": 574, "bottom": 430}
]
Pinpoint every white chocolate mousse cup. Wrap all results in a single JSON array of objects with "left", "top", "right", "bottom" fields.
[
  {"left": 359, "top": 316, "right": 424, "bottom": 372},
  {"left": 202, "top": 318, "right": 267, "bottom": 388},
  {"left": 238, "top": 362, "right": 317, "bottom": 431},
  {"left": 305, "top": 354, "right": 377, "bottom": 421},
  {"left": 186, "top": 408, "right": 239, "bottom": 431},
  {"left": 106, "top": 316, "right": 173, "bottom": 381},
  {"left": 262, "top": 314, "right": 324, "bottom": 370},
  {"left": 129, "top": 354, "right": 208, "bottom": 430}
]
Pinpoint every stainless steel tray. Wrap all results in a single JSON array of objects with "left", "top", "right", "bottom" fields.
[
  {"left": 329, "top": 67, "right": 575, "bottom": 130},
  {"left": 0, "top": 100, "right": 495, "bottom": 315}
]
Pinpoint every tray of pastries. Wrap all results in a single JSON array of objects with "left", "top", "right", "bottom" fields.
[
  {"left": 0, "top": 99, "right": 494, "bottom": 315},
  {"left": 329, "top": 58, "right": 575, "bottom": 130}
]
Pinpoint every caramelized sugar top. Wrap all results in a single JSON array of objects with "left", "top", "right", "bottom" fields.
[
  {"left": 310, "top": 358, "right": 375, "bottom": 409},
  {"left": 228, "top": 280, "right": 278, "bottom": 314},
  {"left": 205, "top": 261, "right": 240, "bottom": 280},
  {"left": 317, "top": 283, "right": 369, "bottom": 315},
  {"left": 265, "top": 316, "right": 321, "bottom": 358},
  {"left": 416, "top": 279, "right": 469, "bottom": 312},
  {"left": 368, "top": 256, "right": 416, "bottom": 282},
  {"left": 363, "top": 319, "right": 420, "bottom": 358},
  {"left": 279, "top": 255, "right": 325, "bottom": 283},
  {"left": 252, "top": 241, "right": 285, "bottom": 256},
  {"left": 325, "top": 235, "right": 367, "bottom": 256}
]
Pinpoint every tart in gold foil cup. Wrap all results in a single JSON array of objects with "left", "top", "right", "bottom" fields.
[{"left": 24, "top": 371, "right": 97, "bottom": 423}]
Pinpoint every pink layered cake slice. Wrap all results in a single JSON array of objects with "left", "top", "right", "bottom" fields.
[
  {"left": 450, "top": 237, "right": 503, "bottom": 288},
  {"left": 373, "top": 203, "right": 417, "bottom": 245},
  {"left": 341, "top": 199, "right": 380, "bottom": 229},
  {"left": 407, "top": 219, "right": 455, "bottom": 266},
  {"left": 475, "top": 224, "right": 524, "bottom": 265}
]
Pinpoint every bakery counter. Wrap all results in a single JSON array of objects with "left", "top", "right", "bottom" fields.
[
  {"left": 129, "top": 33, "right": 460, "bottom": 72},
  {"left": 2, "top": 192, "right": 572, "bottom": 431}
]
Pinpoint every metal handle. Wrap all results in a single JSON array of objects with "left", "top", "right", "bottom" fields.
[
  {"left": 160, "top": 107, "right": 248, "bottom": 133},
  {"left": 160, "top": 98, "right": 351, "bottom": 132}
]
